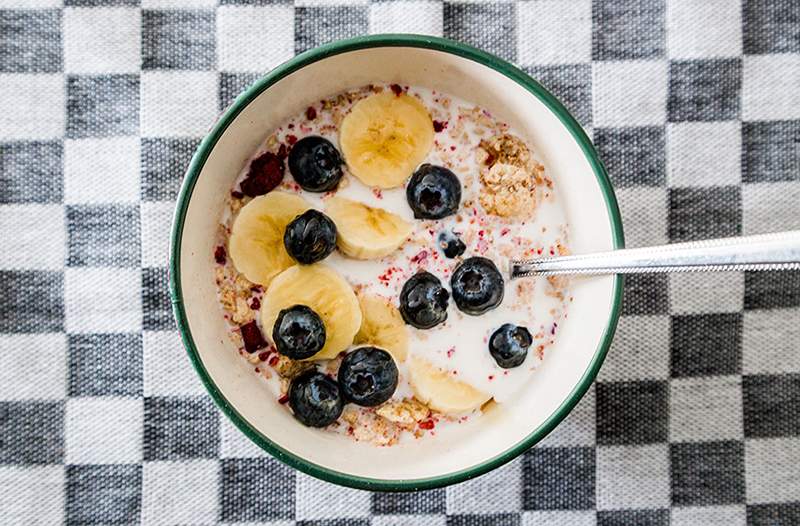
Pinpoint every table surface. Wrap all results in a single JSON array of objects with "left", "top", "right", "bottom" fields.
[{"left": 1, "top": 1, "right": 799, "bottom": 525}]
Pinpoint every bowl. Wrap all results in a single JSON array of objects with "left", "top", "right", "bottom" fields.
[{"left": 170, "top": 35, "right": 623, "bottom": 491}]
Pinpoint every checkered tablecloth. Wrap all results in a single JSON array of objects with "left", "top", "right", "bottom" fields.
[{"left": 1, "top": 1, "right": 799, "bottom": 525}]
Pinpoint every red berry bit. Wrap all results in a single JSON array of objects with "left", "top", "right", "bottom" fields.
[
  {"left": 390, "top": 84, "right": 403, "bottom": 96},
  {"left": 258, "top": 351, "right": 269, "bottom": 361},
  {"left": 250, "top": 297, "right": 261, "bottom": 310},
  {"left": 286, "top": 134, "right": 298, "bottom": 145},
  {"left": 410, "top": 250, "right": 428, "bottom": 264},
  {"left": 419, "top": 419, "right": 435, "bottom": 430},
  {"left": 240, "top": 321, "right": 267, "bottom": 353},
  {"left": 214, "top": 246, "right": 226, "bottom": 265},
  {"left": 433, "top": 120, "right": 447, "bottom": 132},
  {"left": 268, "top": 355, "right": 279, "bottom": 367},
  {"left": 240, "top": 152, "right": 285, "bottom": 197},
  {"left": 306, "top": 106, "right": 317, "bottom": 120},
  {"left": 278, "top": 394, "right": 289, "bottom": 405}
]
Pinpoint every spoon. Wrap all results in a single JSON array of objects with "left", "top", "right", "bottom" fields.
[{"left": 510, "top": 231, "right": 800, "bottom": 278}]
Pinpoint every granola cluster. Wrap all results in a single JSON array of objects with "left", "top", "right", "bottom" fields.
[
  {"left": 376, "top": 397, "right": 430, "bottom": 425},
  {"left": 342, "top": 397, "right": 433, "bottom": 446},
  {"left": 216, "top": 262, "right": 257, "bottom": 326},
  {"left": 477, "top": 134, "right": 546, "bottom": 218}
]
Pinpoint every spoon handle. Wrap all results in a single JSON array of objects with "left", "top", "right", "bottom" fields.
[{"left": 510, "top": 231, "right": 800, "bottom": 278}]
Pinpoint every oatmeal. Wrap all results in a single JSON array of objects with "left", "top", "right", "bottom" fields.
[{"left": 213, "top": 84, "right": 571, "bottom": 445}]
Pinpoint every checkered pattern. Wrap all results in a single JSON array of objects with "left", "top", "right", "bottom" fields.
[{"left": 1, "top": 1, "right": 798, "bottom": 524}]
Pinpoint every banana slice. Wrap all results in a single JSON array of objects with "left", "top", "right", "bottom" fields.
[
  {"left": 340, "top": 92, "right": 434, "bottom": 189},
  {"left": 407, "top": 356, "right": 490, "bottom": 414},
  {"left": 354, "top": 294, "right": 408, "bottom": 362},
  {"left": 261, "top": 264, "right": 361, "bottom": 360},
  {"left": 229, "top": 192, "right": 310, "bottom": 286},
  {"left": 325, "top": 196, "right": 412, "bottom": 259}
]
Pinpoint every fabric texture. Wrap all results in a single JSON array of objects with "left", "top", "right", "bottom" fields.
[{"left": 1, "top": 1, "right": 799, "bottom": 524}]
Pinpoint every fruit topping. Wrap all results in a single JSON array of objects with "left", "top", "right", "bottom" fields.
[
  {"left": 288, "top": 370, "right": 344, "bottom": 427},
  {"left": 406, "top": 164, "right": 462, "bottom": 220},
  {"left": 438, "top": 230, "right": 466, "bottom": 259},
  {"left": 229, "top": 192, "right": 310, "bottom": 286},
  {"left": 340, "top": 92, "right": 434, "bottom": 189},
  {"left": 214, "top": 245, "right": 227, "bottom": 265},
  {"left": 407, "top": 356, "right": 490, "bottom": 413},
  {"left": 488, "top": 323, "right": 532, "bottom": 368},
  {"left": 338, "top": 346, "right": 398, "bottom": 407},
  {"left": 354, "top": 294, "right": 408, "bottom": 362},
  {"left": 399, "top": 271, "right": 449, "bottom": 329},
  {"left": 240, "top": 320, "right": 267, "bottom": 353},
  {"left": 288, "top": 136, "right": 344, "bottom": 192},
  {"left": 451, "top": 257, "right": 504, "bottom": 315},
  {"left": 240, "top": 151, "right": 285, "bottom": 197},
  {"left": 283, "top": 209, "right": 337, "bottom": 264},
  {"left": 272, "top": 305, "right": 326, "bottom": 360},
  {"left": 325, "top": 196, "right": 411, "bottom": 260},
  {"left": 260, "top": 265, "right": 362, "bottom": 360}
]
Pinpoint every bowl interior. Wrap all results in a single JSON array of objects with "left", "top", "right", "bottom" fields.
[{"left": 173, "top": 42, "right": 621, "bottom": 487}]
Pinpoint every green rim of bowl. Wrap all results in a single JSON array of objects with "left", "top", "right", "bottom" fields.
[{"left": 169, "top": 34, "right": 624, "bottom": 492}]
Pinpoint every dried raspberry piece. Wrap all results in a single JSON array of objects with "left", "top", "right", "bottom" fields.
[
  {"left": 433, "top": 120, "right": 447, "bottom": 132},
  {"left": 419, "top": 419, "right": 435, "bottom": 430},
  {"left": 250, "top": 297, "right": 260, "bottom": 310},
  {"left": 214, "top": 246, "right": 226, "bottom": 265},
  {"left": 286, "top": 134, "right": 298, "bottom": 146},
  {"left": 240, "top": 321, "right": 267, "bottom": 353},
  {"left": 278, "top": 394, "right": 289, "bottom": 405},
  {"left": 240, "top": 152, "right": 285, "bottom": 197},
  {"left": 390, "top": 84, "right": 403, "bottom": 96},
  {"left": 306, "top": 106, "right": 317, "bottom": 120}
]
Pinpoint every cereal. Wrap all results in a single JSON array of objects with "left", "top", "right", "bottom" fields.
[
  {"left": 213, "top": 84, "right": 573, "bottom": 446},
  {"left": 376, "top": 398, "right": 430, "bottom": 425},
  {"left": 479, "top": 162, "right": 537, "bottom": 218}
]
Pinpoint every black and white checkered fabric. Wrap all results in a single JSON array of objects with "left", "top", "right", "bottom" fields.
[{"left": 1, "top": 1, "right": 799, "bottom": 524}]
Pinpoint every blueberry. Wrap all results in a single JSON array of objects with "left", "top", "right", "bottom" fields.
[
  {"left": 284, "top": 209, "right": 337, "bottom": 264},
  {"left": 272, "top": 305, "right": 326, "bottom": 360},
  {"left": 438, "top": 230, "right": 466, "bottom": 259},
  {"left": 288, "top": 370, "right": 344, "bottom": 427},
  {"left": 338, "top": 347, "right": 398, "bottom": 406},
  {"left": 450, "top": 257, "right": 504, "bottom": 315},
  {"left": 399, "top": 271, "right": 449, "bottom": 329},
  {"left": 489, "top": 324, "right": 532, "bottom": 368},
  {"left": 406, "top": 164, "right": 462, "bottom": 219},
  {"left": 288, "top": 136, "right": 344, "bottom": 192}
]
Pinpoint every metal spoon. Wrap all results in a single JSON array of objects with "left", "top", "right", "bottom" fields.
[{"left": 510, "top": 231, "right": 800, "bottom": 278}]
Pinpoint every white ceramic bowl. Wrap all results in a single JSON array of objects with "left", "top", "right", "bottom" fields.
[{"left": 170, "top": 35, "right": 623, "bottom": 491}]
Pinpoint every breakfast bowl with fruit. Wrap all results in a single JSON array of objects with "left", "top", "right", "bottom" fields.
[{"left": 170, "top": 35, "right": 623, "bottom": 490}]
